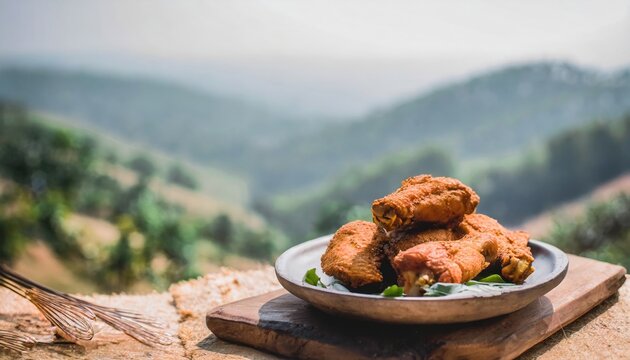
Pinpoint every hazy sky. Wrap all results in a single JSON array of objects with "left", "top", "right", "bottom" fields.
[{"left": 1, "top": 0, "right": 629, "bottom": 116}]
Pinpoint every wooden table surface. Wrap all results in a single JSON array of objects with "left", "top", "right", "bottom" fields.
[{"left": 1, "top": 266, "right": 628, "bottom": 359}]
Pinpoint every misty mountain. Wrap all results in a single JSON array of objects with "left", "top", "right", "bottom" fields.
[
  {"left": 265, "top": 113, "right": 630, "bottom": 240},
  {"left": 0, "top": 67, "right": 325, "bottom": 169},
  {"left": 2, "top": 62, "right": 630, "bottom": 201},
  {"left": 250, "top": 62, "right": 630, "bottom": 195},
  {"left": 0, "top": 53, "right": 488, "bottom": 118}
]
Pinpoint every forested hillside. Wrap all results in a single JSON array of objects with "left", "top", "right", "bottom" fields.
[
  {"left": 256, "top": 147, "right": 455, "bottom": 238},
  {"left": 4, "top": 62, "right": 630, "bottom": 255},
  {"left": 3, "top": 63, "right": 629, "bottom": 199},
  {"left": 0, "top": 103, "right": 286, "bottom": 292},
  {"left": 249, "top": 63, "right": 630, "bottom": 194},
  {"left": 545, "top": 193, "right": 630, "bottom": 269},
  {"left": 476, "top": 114, "right": 630, "bottom": 223},
  {"left": 0, "top": 68, "right": 322, "bottom": 168},
  {"left": 266, "top": 113, "right": 630, "bottom": 240}
]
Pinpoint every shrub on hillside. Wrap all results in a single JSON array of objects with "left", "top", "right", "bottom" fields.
[
  {"left": 166, "top": 164, "right": 198, "bottom": 189},
  {"left": 544, "top": 193, "right": 630, "bottom": 268}
]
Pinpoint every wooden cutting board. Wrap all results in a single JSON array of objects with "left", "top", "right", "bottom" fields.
[{"left": 207, "top": 255, "right": 626, "bottom": 360}]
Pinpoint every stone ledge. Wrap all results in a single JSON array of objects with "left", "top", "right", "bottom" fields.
[{"left": 0, "top": 269, "right": 628, "bottom": 359}]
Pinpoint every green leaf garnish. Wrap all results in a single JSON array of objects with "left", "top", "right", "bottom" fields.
[
  {"left": 465, "top": 280, "right": 515, "bottom": 287},
  {"left": 475, "top": 274, "right": 506, "bottom": 283},
  {"left": 381, "top": 285, "right": 404, "bottom": 297},
  {"left": 302, "top": 268, "right": 515, "bottom": 297},
  {"left": 423, "top": 283, "right": 467, "bottom": 297},
  {"left": 303, "top": 268, "right": 325, "bottom": 288},
  {"left": 425, "top": 277, "right": 516, "bottom": 297}
]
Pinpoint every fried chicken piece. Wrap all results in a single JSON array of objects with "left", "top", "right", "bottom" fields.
[
  {"left": 392, "top": 233, "right": 498, "bottom": 296},
  {"left": 371, "top": 175, "right": 480, "bottom": 231},
  {"left": 458, "top": 213, "right": 535, "bottom": 284},
  {"left": 321, "top": 220, "right": 387, "bottom": 288},
  {"left": 383, "top": 227, "right": 465, "bottom": 264}
]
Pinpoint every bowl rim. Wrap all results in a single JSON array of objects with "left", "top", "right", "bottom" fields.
[{"left": 275, "top": 235, "right": 569, "bottom": 302}]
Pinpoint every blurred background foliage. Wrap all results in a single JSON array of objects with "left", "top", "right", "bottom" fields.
[
  {"left": 1, "top": 62, "right": 630, "bottom": 293},
  {"left": 545, "top": 193, "right": 630, "bottom": 269},
  {"left": 0, "top": 103, "right": 285, "bottom": 292}
]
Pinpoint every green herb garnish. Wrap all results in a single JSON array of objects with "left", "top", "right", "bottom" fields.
[
  {"left": 465, "top": 273, "right": 514, "bottom": 287},
  {"left": 423, "top": 283, "right": 467, "bottom": 297},
  {"left": 302, "top": 268, "right": 515, "bottom": 297},
  {"left": 381, "top": 285, "right": 404, "bottom": 297},
  {"left": 425, "top": 275, "right": 516, "bottom": 297},
  {"left": 303, "top": 268, "right": 326, "bottom": 288},
  {"left": 475, "top": 274, "right": 506, "bottom": 283}
]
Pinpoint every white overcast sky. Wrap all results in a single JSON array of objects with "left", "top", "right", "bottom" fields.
[
  {"left": 1, "top": 0, "right": 629, "bottom": 65},
  {"left": 1, "top": 0, "right": 629, "bottom": 115}
]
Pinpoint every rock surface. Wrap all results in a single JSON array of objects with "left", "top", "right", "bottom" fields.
[
  {"left": 0, "top": 268, "right": 628, "bottom": 359},
  {"left": 0, "top": 290, "right": 185, "bottom": 359}
]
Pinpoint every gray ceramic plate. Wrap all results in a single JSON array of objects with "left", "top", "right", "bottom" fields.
[{"left": 275, "top": 236, "right": 568, "bottom": 324}]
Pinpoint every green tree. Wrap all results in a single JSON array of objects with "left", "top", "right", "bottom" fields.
[
  {"left": 210, "top": 214, "right": 233, "bottom": 248},
  {"left": 76, "top": 174, "right": 124, "bottom": 217},
  {"left": 107, "top": 233, "right": 135, "bottom": 290},
  {"left": 35, "top": 191, "right": 83, "bottom": 260},
  {"left": 127, "top": 155, "right": 157, "bottom": 179},
  {"left": 158, "top": 218, "right": 199, "bottom": 280},
  {"left": 166, "top": 164, "right": 198, "bottom": 189},
  {"left": 0, "top": 189, "right": 36, "bottom": 263},
  {"left": 235, "top": 228, "right": 276, "bottom": 260},
  {"left": 313, "top": 201, "right": 353, "bottom": 236}
]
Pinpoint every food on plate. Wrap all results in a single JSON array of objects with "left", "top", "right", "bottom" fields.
[
  {"left": 458, "top": 214, "right": 535, "bottom": 284},
  {"left": 320, "top": 220, "right": 387, "bottom": 288},
  {"left": 371, "top": 175, "right": 480, "bottom": 232},
  {"left": 383, "top": 227, "right": 464, "bottom": 263},
  {"left": 392, "top": 233, "right": 498, "bottom": 296},
  {"left": 315, "top": 174, "right": 534, "bottom": 297},
  {"left": 384, "top": 215, "right": 534, "bottom": 285}
]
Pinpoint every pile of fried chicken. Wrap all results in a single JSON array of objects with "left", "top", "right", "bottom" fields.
[{"left": 321, "top": 175, "right": 535, "bottom": 296}]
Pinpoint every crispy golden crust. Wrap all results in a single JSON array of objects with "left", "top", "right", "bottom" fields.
[
  {"left": 392, "top": 234, "right": 498, "bottom": 295},
  {"left": 383, "top": 227, "right": 465, "bottom": 264},
  {"left": 371, "top": 175, "right": 480, "bottom": 231},
  {"left": 458, "top": 213, "right": 535, "bottom": 284},
  {"left": 320, "top": 221, "right": 387, "bottom": 288}
]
